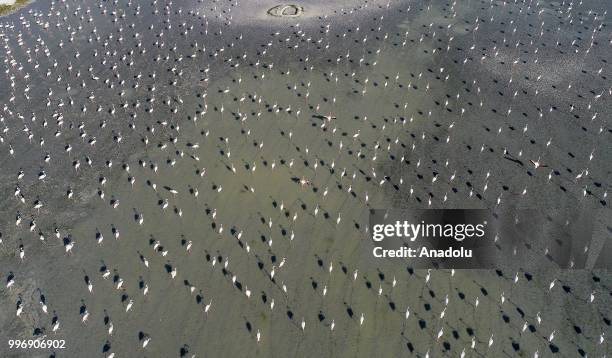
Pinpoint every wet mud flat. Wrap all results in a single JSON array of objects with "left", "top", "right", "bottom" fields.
[{"left": 0, "top": 0, "right": 611, "bottom": 357}]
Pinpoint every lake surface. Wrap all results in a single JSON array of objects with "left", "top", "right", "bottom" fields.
[{"left": 0, "top": 0, "right": 610, "bottom": 357}]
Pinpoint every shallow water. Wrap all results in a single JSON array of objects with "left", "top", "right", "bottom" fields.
[{"left": 0, "top": 0, "right": 611, "bottom": 357}]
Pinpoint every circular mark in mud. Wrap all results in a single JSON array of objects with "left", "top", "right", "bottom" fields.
[{"left": 268, "top": 4, "right": 303, "bottom": 17}]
